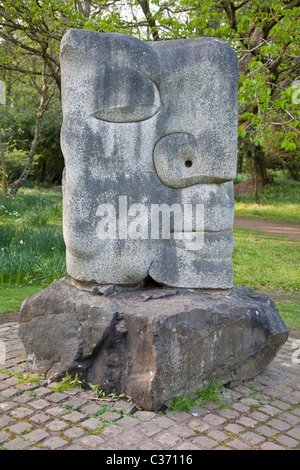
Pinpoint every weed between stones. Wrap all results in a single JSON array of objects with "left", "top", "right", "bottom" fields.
[{"left": 168, "top": 380, "right": 229, "bottom": 412}]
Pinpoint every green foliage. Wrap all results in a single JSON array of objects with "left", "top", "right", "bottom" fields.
[
  {"left": 89, "top": 383, "right": 133, "bottom": 403},
  {"left": 51, "top": 373, "right": 83, "bottom": 392},
  {"left": 264, "top": 127, "right": 300, "bottom": 181},
  {"left": 3, "top": 148, "right": 34, "bottom": 183},
  {"left": 168, "top": 380, "right": 229, "bottom": 412},
  {"left": 0, "top": 367, "right": 41, "bottom": 385},
  {"left": 0, "top": 1, "right": 299, "bottom": 188}
]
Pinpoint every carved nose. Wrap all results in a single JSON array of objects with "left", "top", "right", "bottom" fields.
[
  {"left": 154, "top": 133, "right": 197, "bottom": 189},
  {"left": 153, "top": 133, "right": 232, "bottom": 188}
]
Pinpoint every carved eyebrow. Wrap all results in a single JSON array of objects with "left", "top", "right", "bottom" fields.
[{"left": 90, "top": 65, "right": 161, "bottom": 123}]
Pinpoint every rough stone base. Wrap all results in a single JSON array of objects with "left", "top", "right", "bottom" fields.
[{"left": 19, "top": 277, "right": 289, "bottom": 411}]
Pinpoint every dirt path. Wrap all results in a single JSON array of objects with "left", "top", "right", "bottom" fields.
[{"left": 234, "top": 216, "right": 300, "bottom": 240}]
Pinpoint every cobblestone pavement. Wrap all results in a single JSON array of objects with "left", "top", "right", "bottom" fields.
[{"left": 0, "top": 322, "right": 299, "bottom": 451}]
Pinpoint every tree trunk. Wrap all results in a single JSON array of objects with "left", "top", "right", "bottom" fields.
[
  {"left": 245, "top": 142, "right": 259, "bottom": 204},
  {"left": 9, "top": 77, "right": 54, "bottom": 198}
]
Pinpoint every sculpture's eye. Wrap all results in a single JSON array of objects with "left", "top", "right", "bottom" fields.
[{"left": 91, "top": 65, "right": 160, "bottom": 123}]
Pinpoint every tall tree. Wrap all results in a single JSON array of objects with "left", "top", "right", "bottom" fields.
[{"left": 0, "top": 0, "right": 299, "bottom": 195}]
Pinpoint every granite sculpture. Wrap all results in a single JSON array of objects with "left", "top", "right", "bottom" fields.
[
  {"left": 60, "top": 30, "right": 238, "bottom": 290},
  {"left": 19, "top": 31, "right": 289, "bottom": 411}
]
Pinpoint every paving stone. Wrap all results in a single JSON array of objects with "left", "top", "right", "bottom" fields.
[
  {"left": 259, "top": 441, "right": 286, "bottom": 450},
  {"left": 80, "top": 417, "right": 103, "bottom": 431},
  {"left": 9, "top": 406, "right": 33, "bottom": 419},
  {"left": 187, "top": 419, "right": 210, "bottom": 434},
  {"left": 47, "top": 406, "right": 68, "bottom": 418},
  {"left": 109, "top": 428, "right": 145, "bottom": 448},
  {"left": 287, "top": 427, "right": 300, "bottom": 440},
  {"left": 247, "top": 411, "right": 269, "bottom": 422},
  {"left": 42, "top": 436, "right": 69, "bottom": 450},
  {"left": 255, "top": 425, "right": 279, "bottom": 438},
  {"left": 216, "top": 408, "right": 240, "bottom": 420},
  {"left": 202, "top": 413, "right": 227, "bottom": 427},
  {"left": 189, "top": 406, "right": 209, "bottom": 417},
  {"left": 236, "top": 416, "right": 258, "bottom": 428},
  {"left": 240, "top": 397, "right": 260, "bottom": 406},
  {"left": 0, "top": 415, "right": 15, "bottom": 427},
  {"left": 47, "top": 393, "right": 68, "bottom": 403},
  {"left": 30, "top": 398, "right": 50, "bottom": 410},
  {"left": 3, "top": 437, "right": 32, "bottom": 450},
  {"left": 280, "top": 394, "right": 299, "bottom": 405},
  {"left": 267, "top": 418, "right": 291, "bottom": 431},
  {"left": 207, "top": 429, "right": 230, "bottom": 442},
  {"left": 0, "top": 430, "right": 10, "bottom": 443},
  {"left": 34, "top": 387, "right": 53, "bottom": 398},
  {"left": 0, "top": 387, "right": 20, "bottom": 398},
  {"left": 112, "top": 400, "right": 137, "bottom": 416},
  {"left": 0, "top": 401, "right": 17, "bottom": 412},
  {"left": 224, "top": 423, "right": 245, "bottom": 435},
  {"left": 153, "top": 430, "right": 183, "bottom": 448},
  {"left": 98, "top": 411, "right": 122, "bottom": 422},
  {"left": 135, "top": 420, "right": 166, "bottom": 438},
  {"left": 47, "top": 419, "right": 69, "bottom": 432},
  {"left": 137, "top": 441, "right": 164, "bottom": 450},
  {"left": 8, "top": 421, "right": 32, "bottom": 434},
  {"left": 62, "top": 396, "right": 88, "bottom": 410},
  {"left": 61, "top": 410, "right": 86, "bottom": 423},
  {"left": 279, "top": 412, "right": 300, "bottom": 425},
  {"left": 239, "top": 431, "right": 265, "bottom": 446},
  {"left": 93, "top": 424, "right": 123, "bottom": 440},
  {"left": 80, "top": 403, "right": 103, "bottom": 415},
  {"left": 80, "top": 434, "right": 105, "bottom": 449},
  {"left": 25, "top": 429, "right": 50, "bottom": 443},
  {"left": 270, "top": 400, "right": 291, "bottom": 411},
  {"left": 165, "top": 410, "right": 191, "bottom": 422},
  {"left": 169, "top": 425, "right": 196, "bottom": 439},
  {"left": 276, "top": 434, "right": 299, "bottom": 448},
  {"left": 64, "top": 426, "right": 87, "bottom": 439},
  {"left": 192, "top": 435, "right": 218, "bottom": 449},
  {"left": 134, "top": 411, "right": 156, "bottom": 421},
  {"left": 13, "top": 394, "right": 34, "bottom": 404},
  {"left": 226, "top": 438, "right": 251, "bottom": 450},
  {"left": 115, "top": 416, "right": 141, "bottom": 428},
  {"left": 29, "top": 412, "right": 52, "bottom": 425},
  {"left": 151, "top": 416, "right": 177, "bottom": 429},
  {"left": 172, "top": 442, "right": 202, "bottom": 450},
  {"left": 231, "top": 402, "right": 250, "bottom": 413},
  {"left": 65, "top": 444, "right": 86, "bottom": 450},
  {"left": 259, "top": 404, "right": 281, "bottom": 416}
]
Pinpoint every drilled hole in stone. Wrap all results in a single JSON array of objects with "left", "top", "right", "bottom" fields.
[{"left": 185, "top": 160, "right": 192, "bottom": 168}]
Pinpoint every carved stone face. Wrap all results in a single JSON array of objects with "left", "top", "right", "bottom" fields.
[{"left": 60, "top": 30, "right": 238, "bottom": 289}]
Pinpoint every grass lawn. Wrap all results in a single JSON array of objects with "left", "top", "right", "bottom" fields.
[
  {"left": 234, "top": 172, "right": 300, "bottom": 223},
  {"left": 0, "top": 179, "right": 299, "bottom": 330},
  {"left": 0, "top": 284, "right": 45, "bottom": 314},
  {"left": 232, "top": 228, "right": 300, "bottom": 329}
]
